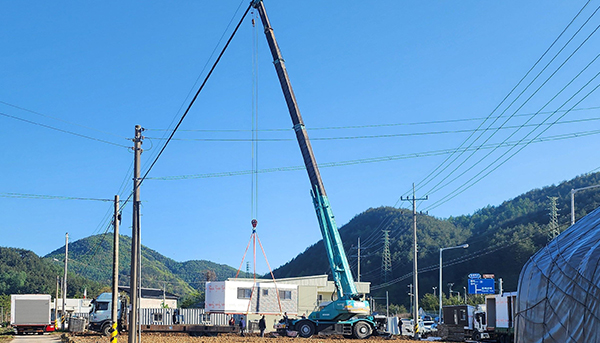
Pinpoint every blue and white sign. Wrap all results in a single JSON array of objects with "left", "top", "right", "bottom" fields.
[
  {"left": 468, "top": 273, "right": 482, "bottom": 279},
  {"left": 468, "top": 278, "right": 495, "bottom": 294}
]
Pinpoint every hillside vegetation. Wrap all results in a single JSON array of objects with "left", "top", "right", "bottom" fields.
[
  {"left": 272, "top": 172, "right": 600, "bottom": 309},
  {"left": 44, "top": 234, "right": 238, "bottom": 297}
]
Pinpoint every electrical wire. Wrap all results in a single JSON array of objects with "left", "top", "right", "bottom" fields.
[
  {"left": 421, "top": 24, "right": 600, "bottom": 201},
  {"left": 144, "top": 105, "right": 600, "bottom": 133},
  {"left": 400, "top": 0, "right": 598, "bottom": 202},
  {"left": 142, "top": 116, "right": 600, "bottom": 142},
  {"left": 147, "top": 127, "right": 600, "bottom": 180},
  {"left": 0, "top": 192, "right": 113, "bottom": 202},
  {"left": 0, "top": 111, "right": 129, "bottom": 148},
  {"left": 425, "top": 70, "right": 600, "bottom": 211}
]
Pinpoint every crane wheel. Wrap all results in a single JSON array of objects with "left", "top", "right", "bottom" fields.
[
  {"left": 296, "top": 320, "right": 315, "bottom": 338},
  {"left": 352, "top": 322, "right": 372, "bottom": 339}
]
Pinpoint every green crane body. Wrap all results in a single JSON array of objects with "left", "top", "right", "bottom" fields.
[{"left": 251, "top": 0, "right": 386, "bottom": 338}]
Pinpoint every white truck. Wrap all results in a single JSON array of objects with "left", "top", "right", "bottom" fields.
[
  {"left": 439, "top": 292, "right": 517, "bottom": 342},
  {"left": 10, "top": 294, "right": 55, "bottom": 334}
]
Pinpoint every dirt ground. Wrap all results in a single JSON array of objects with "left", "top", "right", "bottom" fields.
[{"left": 65, "top": 332, "right": 443, "bottom": 343}]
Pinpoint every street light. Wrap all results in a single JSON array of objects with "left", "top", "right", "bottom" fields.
[
  {"left": 439, "top": 244, "right": 468, "bottom": 323},
  {"left": 571, "top": 185, "right": 600, "bottom": 225}
]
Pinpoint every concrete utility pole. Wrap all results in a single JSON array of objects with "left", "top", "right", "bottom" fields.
[
  {"left": 439, "top": 244, "right": 468, "bottom": 323},
  {"left": 62, "top": 233, "right": 68, "bottom": 331},
  {"left": 129, "top": 125, "right": 143, "bottom": 343},
  {"left": 401, "top": 183, "right": 427, "bottom": 340},
  {"left": 357, "top": 237, "right": 361, "bottom": 282},
  {"left": 408, "top": 284, "right": 414, "bottom": 317},
  {"left": 111, "top": 195, "right": 120, "bottom": 343},
  {"left": 570, "top": 185, "right": 600, "bottom": 225},
  {"left": 55, "top": 276, "right": 59, "bottom": 329}
]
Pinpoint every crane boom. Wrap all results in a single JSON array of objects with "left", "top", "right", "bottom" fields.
[{"left": 252, "top": 0, "right": 358, "bottom": 300}]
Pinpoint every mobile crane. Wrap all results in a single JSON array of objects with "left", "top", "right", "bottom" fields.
[{"left": 251, "top": 0, "right": 387, "bottom": 338}]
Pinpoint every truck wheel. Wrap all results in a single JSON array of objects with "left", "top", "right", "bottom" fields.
[
  {"left": 473, "top": 332, "right": 480, "bottom": 341},
  {"left": 102, "top": 323, "right": 112, "bottom": 336},
  {"left": 296, "top": 320, "right": 315, "bottom": 338},
  {"left": 353, "top": 322, "right": 372, "bottom": 339}
]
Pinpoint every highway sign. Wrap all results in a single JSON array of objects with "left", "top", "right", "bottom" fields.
[{"left": 468, "top": 278, "right": 495, "bottom": 294}]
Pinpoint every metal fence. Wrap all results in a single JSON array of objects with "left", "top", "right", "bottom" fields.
[{"left": 138, "top": 308, "right": 228, "bottom": 326}]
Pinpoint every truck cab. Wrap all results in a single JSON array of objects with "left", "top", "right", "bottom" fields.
[{"left": 88, "top": 292, "right": 125, "bottom": 336}]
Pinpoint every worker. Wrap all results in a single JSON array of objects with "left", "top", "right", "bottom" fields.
[
  {"left": 259, "top": 315, "right": 266, "bottom": 337},
  {"left": 239, "top": 316, "right": 246, "bottom": 336},
  {"left": 228, "top": 316, "right": 235, "bottom": 327},
  {"left": 283, "top": 312, "right": 289, "bottom": 325}
]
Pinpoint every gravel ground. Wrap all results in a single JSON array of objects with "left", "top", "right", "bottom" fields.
[{"left": 65, "top": 332, "right": 441, "bottom": 343}]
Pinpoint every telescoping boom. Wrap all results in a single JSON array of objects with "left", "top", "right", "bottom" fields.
[{"left": 251, "top": 0, "right": 387, "bottom": 338}]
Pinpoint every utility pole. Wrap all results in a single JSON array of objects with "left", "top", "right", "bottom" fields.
[
  {"left": 401, "top": 183, "right": 427, "bottom": 340},
  {"left": 357, "top": 237, "right": 361, "bottom": 282},
  {"left": 62, "top": 233, "right": 68, "bottom": 331},
  {"left": 129, "top": 125, "right": 143, "bottom": 343},
  {"left": 55, "top": 276, "right": 59, "bottom": 329},
  {"left": 432, "top": 287, "right": 437, "bottom": 297},
  {"left": 408, "top": 284, "right": 413, "bottom": 317},
  {"left": 111, "top": 195, "right": 120, "bottom": 343},
  {"left": 386, "top": 291, "right": 389, "bottom": 317},
  {"left": 381, "top": 229, "right": 392, "bottom": 282},
  {"left": 463, "top": 286, "right": 467, "bottom": 304}
]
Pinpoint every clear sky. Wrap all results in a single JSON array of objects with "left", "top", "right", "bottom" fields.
[{"left": 1, "top": 1, "right": 599, "bottom": 279}]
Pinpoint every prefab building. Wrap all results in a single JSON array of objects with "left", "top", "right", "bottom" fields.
[{"left": 205, "top": 280, "right": 297, "bottom": 314}]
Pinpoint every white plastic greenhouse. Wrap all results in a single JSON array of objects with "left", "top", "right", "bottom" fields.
[{"left": 516, "top": 206, "right": 600, "bottom": 342}]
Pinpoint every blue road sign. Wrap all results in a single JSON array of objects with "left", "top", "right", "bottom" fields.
[{"left": 468, "top": 278, "right": 495, "bottom": 294}]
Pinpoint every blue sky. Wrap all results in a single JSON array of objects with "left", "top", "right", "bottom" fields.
[{"left": 1, "top": 1, "right": 599, "bottom": 280}]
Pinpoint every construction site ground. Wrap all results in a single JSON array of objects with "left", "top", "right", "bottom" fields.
[{"left": 62, "top": 332, "right": 452, "bottom": 343}]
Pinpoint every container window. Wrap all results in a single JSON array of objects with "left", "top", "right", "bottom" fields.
[
  {"left": 153, "top": 313, "right": 163, "bottom": 322},
  {"left": 237, "top": 288, "right": 252, "bottom": 299},
  {"left": 279, "top": 290, "right": 292, "bottom": 300},
  {"left": 262, "top": 289, "right": 269, "bottom": 296}
]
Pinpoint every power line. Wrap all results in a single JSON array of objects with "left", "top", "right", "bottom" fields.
[
  {"left": 0, "top": 111, "right": 130, "bottom": 148},
  {"left": 147, "top": 128, "right": 600, "bottom": 180},
  {"left": 425, "top": 71, "right": 600, "bottom": 211},
  {"left": 404, "top": 1, "right": 598, "bottom": 202},
  {"left": 143, "top": 116, "right": 600, "bottom": 142},
  {"left": 144, "top": 105, "right": 600, "bottom": 133},
  {"left": 0, "top": 100, "right": 127, "bottom": 139},
  {"left": 0, "top": 192, "right": 113, "bottom": 202}
]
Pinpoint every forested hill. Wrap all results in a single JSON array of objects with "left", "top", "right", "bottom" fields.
[
  {"left": 272, "top": 171, "right": 600, "bottom": 307},
  {"left": 45, "top": 234, "right": 238, "bottom": 297},
  {"left": 0, "top": 247, "right": 104, "bottom": 312}
]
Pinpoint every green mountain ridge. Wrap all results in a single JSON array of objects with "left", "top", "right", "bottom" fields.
[
  {"left": 2, "top": 172, "right": 600, "bottom": 312},
  {"left": 44, "top": 234, "right": 238, "bottom": 297},
  {"left": 271, "top": 171, "right": 600, "bottom": 309}
]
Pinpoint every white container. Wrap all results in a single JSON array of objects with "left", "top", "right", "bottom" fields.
[{"left": 205, "top": 280, "right": 297, "bottom": 314}]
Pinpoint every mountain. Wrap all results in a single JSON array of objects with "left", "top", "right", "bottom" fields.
[
  {"left": 0, "top": 246, "right": 105, "bottom": 313},
  {"left": 44, "top": 234, "right": 238, "bottom": 297},
  {"left": 272, "top": 171, "right": 600, "bottom": 309}
]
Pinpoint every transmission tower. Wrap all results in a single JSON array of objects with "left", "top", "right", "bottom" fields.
[
  {"left": 548, "top": 196, "right": 560, "bottom": 240},
  {"left": 381, "top": 229, "right": 392, "bottom": 282}
]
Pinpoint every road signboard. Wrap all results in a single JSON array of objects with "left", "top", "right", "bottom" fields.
[{"left": 468, "top": 278, "right": 495, "bottom": 294}]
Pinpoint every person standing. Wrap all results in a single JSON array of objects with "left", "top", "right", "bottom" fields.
[
  {"left": 259, "top": 315, "right": 266, "bottom": 337},
  {"left": 239, "top": 316, "right": 246, "bottom": 337}
]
